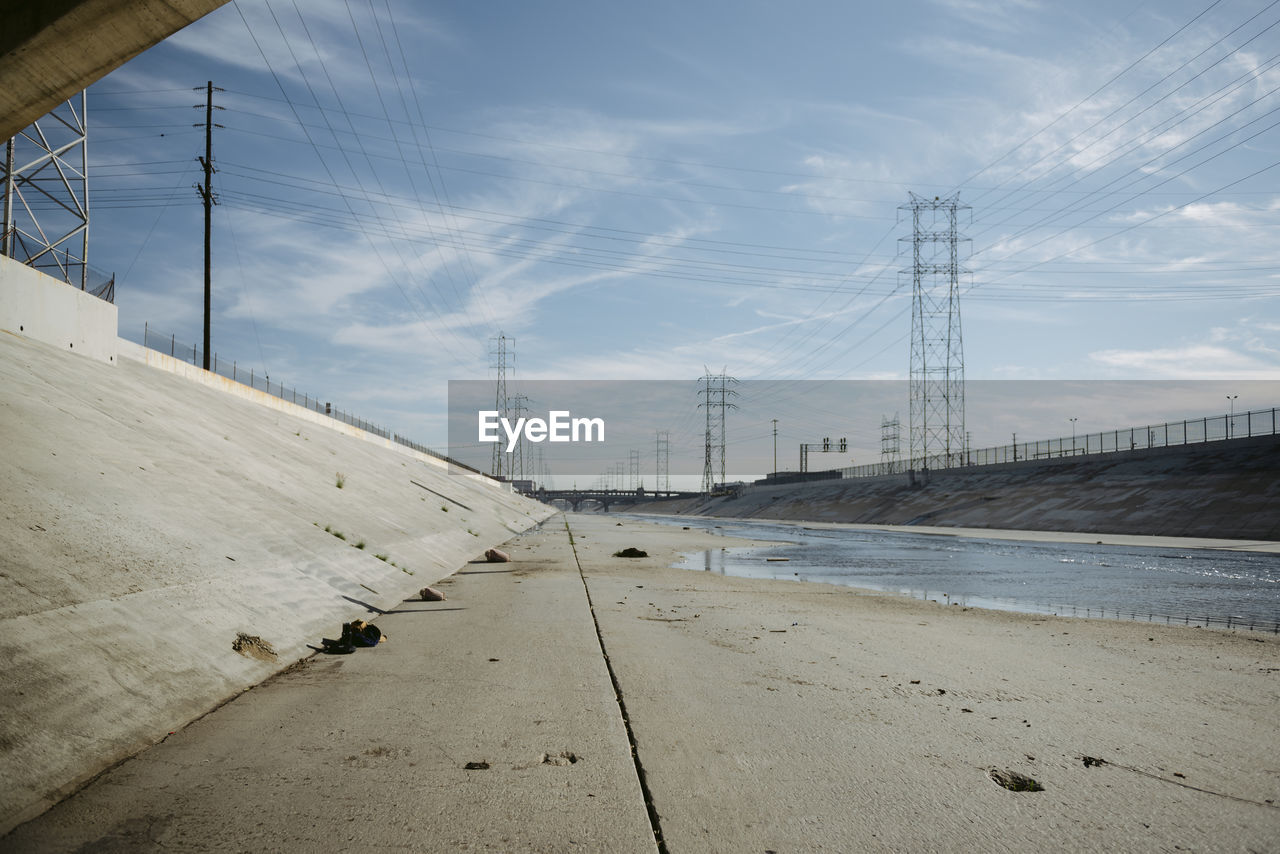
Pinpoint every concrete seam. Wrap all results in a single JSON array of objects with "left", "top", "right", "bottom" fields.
[{"left": 563, "top": 516, "right": 667, "bottom": 854}]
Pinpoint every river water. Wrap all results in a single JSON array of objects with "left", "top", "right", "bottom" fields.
[{"left": 630, "top": 515, "right": 1280, "bottom": 632}]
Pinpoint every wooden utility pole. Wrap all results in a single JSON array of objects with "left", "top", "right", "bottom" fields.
[{"left": 195, "top": 81, "right": 223, "bottom": 370}]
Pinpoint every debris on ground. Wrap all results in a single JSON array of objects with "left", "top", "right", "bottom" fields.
[
  {"left": 989, "top": 768, "right": 1044, "bottom": 792},
  {"left": 320, "top": 620, "right": 386, "bottom": 654},
  {"left": 613, "top": 547, "right": 648, "bottom": 558},
  {"left": 485, "top": 548, "right": 510, "bottom": 562}
]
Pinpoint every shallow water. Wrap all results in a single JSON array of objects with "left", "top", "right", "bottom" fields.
[{"left": 630, "top": 515, "right": 1280, "bottom": 631}]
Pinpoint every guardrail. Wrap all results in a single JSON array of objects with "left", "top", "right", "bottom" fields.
[
  {"left": 137, "top": 323, "right": 484, "bottom": 476},
  {"left": 842, "top": 407, "right": 1279, "bottom": 479}
]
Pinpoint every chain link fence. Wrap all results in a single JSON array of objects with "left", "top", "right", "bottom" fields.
[
  {"left": 843, "top": 407, "right": 1278, "bottom": 479},
  {"left": 138, "top": 323, "right": 482, "bottom": 474}
]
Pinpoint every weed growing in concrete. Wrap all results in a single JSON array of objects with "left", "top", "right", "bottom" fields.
[
  {"left": 355, "top": 540, "right": 366, "bottom": 550},
  {"left": 374, "top": 554, "right": 389, "bottom": 562},
  {"left": 335, "top": 472, "right": 346, "bottom": 489},
  {"left": 330, "top": 530, "right": 346, "bottom": 541},
  {"left": 441, "top": 505, "right": 448, "bottom": 512}
]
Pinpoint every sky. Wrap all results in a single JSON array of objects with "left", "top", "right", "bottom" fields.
[{"left": 49, "top": 0, "right": 1280, "bottom": 482}]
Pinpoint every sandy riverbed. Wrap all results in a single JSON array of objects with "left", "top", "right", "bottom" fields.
[{"left": 570, "top": 512, "right": 1280, "bottom": 851}]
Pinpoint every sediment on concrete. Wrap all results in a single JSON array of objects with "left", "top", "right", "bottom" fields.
[
  {"left": 631, "top": 435, "right": 1280, "bottom": 539},
  {"left": 0, "top": 330, "right": 555, "bottom": 834}
]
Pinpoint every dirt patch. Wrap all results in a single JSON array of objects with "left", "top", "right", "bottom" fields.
[{"left": 231, "top": 633, "right": 277, "bottom": 662}]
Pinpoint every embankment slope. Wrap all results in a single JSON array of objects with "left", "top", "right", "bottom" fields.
[
  {"left": 0, "top": 330, "right": 554, "bottom": 833},
  {"left": 635, "top": 436, "right": 1280, "bottom": 539}
]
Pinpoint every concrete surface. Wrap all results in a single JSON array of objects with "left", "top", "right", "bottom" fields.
[
  {"left": 0, "top": 0, "right": 228, "bottom": 140},
  {"left": 632, "top": 435, "right": 1280, "bottom": 540},
  {"left": 6, "top": 514, "right": 1277, "bottom": 852},
  {"left": 0, "top": 329, "right": 553, "bottom": 834},
  {"left": 0, "top": 256, "right": 118, "bottom": 363},
  {"left": 4, "top": 519, "right": 659, "bottom": 853}
]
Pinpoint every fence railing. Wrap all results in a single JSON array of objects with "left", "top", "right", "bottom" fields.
[
  {"left": 1, "top": 240, "right": 116, "bottom": 303},
  {"left": 918, "top": 591, "right": 1279, "bottom": 634},
  {"left": 841, "top": 407, "right": 1279, "bottom": 479},
  {"left": 138, "top": 323, "right": 483, "bottom": 475}
]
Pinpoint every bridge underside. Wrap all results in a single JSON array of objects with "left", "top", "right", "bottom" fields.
[{"left": 0, "top": 0, "right": 230, "bottom": 140}]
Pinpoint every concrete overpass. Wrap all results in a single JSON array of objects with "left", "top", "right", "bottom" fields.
[
  {"left": 534, "top": 487, "right": 704, "bottom": 513},
  {"left": 0, "top": 0, "right": 230, "bottom": 141}
]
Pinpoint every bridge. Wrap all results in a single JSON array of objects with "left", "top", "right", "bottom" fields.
[{"left": 529, "top": 487, "right": 702, "bottom": 512}]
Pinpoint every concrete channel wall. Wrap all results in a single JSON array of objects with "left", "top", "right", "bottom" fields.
[
  {"left": 631, "top": 435, "right": 1280, "bottom": 540},
  {"left": 0, "top": 319, "right": 555, "bottom": 834},
  {"left": 0, "top": 255, "right": 118, "bottom": 364}
]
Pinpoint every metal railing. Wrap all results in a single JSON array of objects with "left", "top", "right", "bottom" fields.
[
  {"left": 842, "top": 407, "right": 1279, "bottom": 479},
  {"left": 137, "top": 323, "right": 483, "bottom": 474},
  {"left": 1, "top": 237, "right": 116, "bottom": 303}
]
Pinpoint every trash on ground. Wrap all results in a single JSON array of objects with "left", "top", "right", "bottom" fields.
[
  {"left": 485, "top": 548, "right": 511, "bottom": 562},
  {"left": 320, "top": 620, "right": 386, "bottom": 654}
]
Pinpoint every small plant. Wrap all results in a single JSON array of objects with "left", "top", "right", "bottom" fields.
[
  {"left": 374, "top": 554, "right": 389, "bottom": 562},
  {"left": 335, "top": 472, "right": 346, "bottom": 489},
  {"left": 468, "top": 528, "right": 478, "bottom": 537},
  {"left": 323, "top": 524, "right": 331, "bottom": 532},
  {"left": 441, "top": 505, "right": 448, "bottom": 512},
  {"left": 355, "top": 540, "right": 366, "bottom": 550},
  {"left": 332, "top": 530, "right": 346, "bottom": 541}
]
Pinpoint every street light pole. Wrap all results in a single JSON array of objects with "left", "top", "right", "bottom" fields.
[
  {"left": 1070, "top": 417, "right": 1078, "bottom": 455},
  {"left": 1227, "top": 394, "right": 1238, "bottom": 439}
]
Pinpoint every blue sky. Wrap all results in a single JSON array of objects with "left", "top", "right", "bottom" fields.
[{"left": 76, "top": 0, "right": 1280, "bottom": 477}]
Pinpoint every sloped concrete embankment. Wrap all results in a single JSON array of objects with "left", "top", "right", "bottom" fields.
[
  {"left": 0, "top": 330, "right": 555, "bottom": 833},
  {"left": 633, "top": 436, "right": 1280, "bottom": 539}
]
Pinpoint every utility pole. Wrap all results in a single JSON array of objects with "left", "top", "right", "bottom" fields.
[
  {"left": 655, "top": 431, "right": 669, "bottom": 493},
  {"left": 194, "top": 81, "right": 223, "bottom": 371},
  {"left": 771, "top": 418, "right": 778, "bottom": 475}
]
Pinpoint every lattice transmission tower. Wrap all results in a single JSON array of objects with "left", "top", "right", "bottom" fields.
[
  {"left": 881, "top": 412, "right": 902, "bottom": 472},
  {"left": 489, "top": 332, "right": 512, "bottom": 478},
  {"left": 2, "top": 92, "right": 93, "bottom": 289},
  {"left": 901, "top": 192, "right": 969, "bottom": 469},
  {"left": 698, "top": 371, "right": 737, "bottom": 493},
  {"left": 508, "top": 393, "right": 530, "bottom": 481}
]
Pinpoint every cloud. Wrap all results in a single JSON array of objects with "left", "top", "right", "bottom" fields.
[{"left": 1089, "top": 342, "right": 1280, "bottom": 379}]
